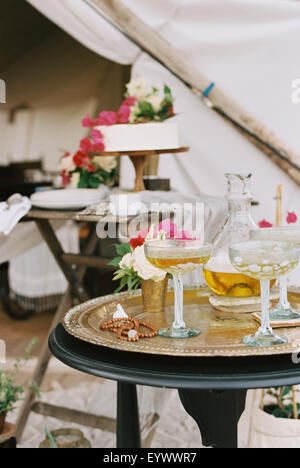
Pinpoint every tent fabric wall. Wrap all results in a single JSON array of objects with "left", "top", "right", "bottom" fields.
[
  {"left": 0, "top": 22, "right": 129, "bottom": 169},
  {"left": 26, "top": 0, "right": 139, "bottom": 65},
  {"left": 26, "top": 0, "right": 300, "bottom": 221}
]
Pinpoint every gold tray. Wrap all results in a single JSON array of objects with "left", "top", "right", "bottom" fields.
[{"left": 63, "top": 289, "right": 300, "bottom": 357}]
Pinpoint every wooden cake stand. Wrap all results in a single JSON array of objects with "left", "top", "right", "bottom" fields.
[{"left": 90, "top": 147, "right": 189, "bottom": 192}]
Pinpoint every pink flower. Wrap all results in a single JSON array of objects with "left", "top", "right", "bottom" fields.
[
  {"left": 259, "top": 220, "right": 273, "bottom": 228},
  {"left": 82, "top": 113, "right": 93, "bottom": 127},
  {"left": 98, "top": 111, "right": 118, "bottom": 126},
  {"left": 86, "top": 164, "right": 97, "bottom": 173},
  {"left": 92, "top": 141, "right": 105, "bottom": 152},
  {"left": 287, "top": 212, "right": 298, "bottom": 224},
  {"left": 80, "top": 137, "right": 93, "bottom": 153},
  {"left": 155, "top": 219, "right": 178, "bottom": 239},
  {"left": 123, "top": 96, "right": 137, "bottom": 107},
  {"left": 73, "top": 151, "right": 92, "bottom": 169},
  {"left": 117, "top": 105, "right": 131, "bottom": 124},
  {"left": 79, "top": 130, "right": 106, "bottom": 153},
  {"left": 137, "top": 229, "right": 149, "bottom": 240},
  {"left": 82, "top": 113, "right": 102, "bottom": 128},
  {"left": 175, "top": 230, "right": 194, "bottom": 240},
  {"left": 63, "top": 151, "right": 71, "bottom": 158},
  {"left": 91, "top": 129, "right": 104, "bottom": 141}
]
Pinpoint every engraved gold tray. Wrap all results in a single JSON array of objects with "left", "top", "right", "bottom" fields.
[{"left": 63, "top": 289, "right": 300, "bottom": 357}]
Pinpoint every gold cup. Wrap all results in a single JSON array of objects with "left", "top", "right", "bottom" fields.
[{"left": 141, "top": 277, "right": 168, "bottom": 314}]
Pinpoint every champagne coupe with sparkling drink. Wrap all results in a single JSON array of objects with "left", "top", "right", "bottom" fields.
[
  {"left": 251, "top": 228, "right": 300, "bottom": 320},
  {"left": 229, "top": 240, "right": 299, "bottom": 347},
  {"left": 144, "top": 239, "right": 211, "bottom": 338}
]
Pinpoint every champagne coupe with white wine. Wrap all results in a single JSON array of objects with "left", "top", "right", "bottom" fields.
[
  {"left": 251, "top": 227, "right": 300, "bottom": 320},
  {"left": 144, "top": 239, "right": 211, "bottom": 338},
  {"left": 229, "top": 240, "right": 299, "bottom": 347}
]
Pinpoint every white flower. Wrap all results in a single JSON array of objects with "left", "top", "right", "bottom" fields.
[
  {"left": 70, "top": 172, "right": 80, "bottom": 188},
  {"left": 147, "top": 94, "right": 163, "bottom": 112},
  {"left": 126, "top": 77, "right": 150, "bottom": 100},
  {"left": 59, "top": 154, "right": 76, "bottom": 173},
  {"left": 145, "top": 225, "right": 155, "bottom": 241},
  {"left": 133, "top": 246, "right": 166, "bottom": 282},
  {"left": 119, "top": 253, "right": 134, "bottom": 269},
  {"left": 129, "top": 104, "right": 140, "bottom": 124},
  {"left": 145, "top": 225, "right": 166, "bottom": 241},
  {"left": 0, "top": 391, "right": 6, "bottom": 403},
  {"left": 93, "top": 156, "right": 117, "bottom": 173}
]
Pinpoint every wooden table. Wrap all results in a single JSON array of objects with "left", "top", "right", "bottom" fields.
[{"left": 15, "top": 208, "right": 163, "bottom": 441}]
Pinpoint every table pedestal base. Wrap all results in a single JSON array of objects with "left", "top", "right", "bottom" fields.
[
  {"left": 117, "top": 383, "right": 141, "bottom": 448},
  {"left": 178, "top": 389, "right": 247, "bottom": 448}
]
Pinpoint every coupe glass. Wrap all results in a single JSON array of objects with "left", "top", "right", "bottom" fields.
[
  {"left": 251, "top": 228, "right": 300, "bottom": 320},
  {"left": 144, "top": 239, "right": 211, "bottom": 338},
  {"left": 229, "top": 240, "right": 299, "bottom": 347}
]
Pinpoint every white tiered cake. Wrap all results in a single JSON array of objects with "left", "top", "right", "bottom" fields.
[{"left": 95, "top": 122, "right": 180, "bottom": 152}]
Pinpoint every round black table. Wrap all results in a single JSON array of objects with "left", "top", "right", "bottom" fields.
[{"left": 49, "top": 324, "right": 300, "bottom": 449}]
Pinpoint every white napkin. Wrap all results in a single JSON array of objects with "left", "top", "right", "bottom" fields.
[
  {"left": 0, "top": 194, "right": 31, "bottom": 236},
  {"left": 113, "top": 304, "right": 128, "bottom": 319}
]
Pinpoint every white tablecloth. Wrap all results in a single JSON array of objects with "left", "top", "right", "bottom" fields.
[{"left": 7, "top": 222, "right": 79, "bottom": 298}]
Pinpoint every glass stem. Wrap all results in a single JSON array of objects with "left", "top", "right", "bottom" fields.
[
  {"left": 279, "top": 275, "right": 291, "bottom": 310},
  {"left": 172, "top": 274, "right": 185, "bottom": 329},
  {"left": 258, "top": 279, "right": 272, "bottom": 336}
]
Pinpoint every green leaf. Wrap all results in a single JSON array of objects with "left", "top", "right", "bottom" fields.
[
  {"left": 282, "top": 386, "right": 292, "bottom": 397},
  {"left": 107, "top": 257, "right": 122, "bottom": 267},
  {"left": 88, "top": 176, "right": 100, "bottom": 189},
  {"left": 120, "top": 276, "right": 129, "bottom": 288},
  {"left": 164, "top": 85, "right": 171, "bottom": 95},
  {"left": 78, "top": 178, "right": 88, "bottom": 189},
  {"left": 113, "top": 271, "right": 126, "bottom": 281},
  {"left": 115, "top": 243, "right": 131, "bottom": 257},
  {"left": 138, "top": 101, "right": 155, "bottom": 118},
  {"left": 272, "top": 408, "right": 288, "bottom": 419}
]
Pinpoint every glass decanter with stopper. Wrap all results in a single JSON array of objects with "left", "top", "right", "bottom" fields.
[{"left": 203, "top": 173, "right": 260, "bottom": 297}]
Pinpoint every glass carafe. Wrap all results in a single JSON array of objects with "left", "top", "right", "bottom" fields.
[{"left": 203, "top": 173, "right": 260, "bottom": 297}]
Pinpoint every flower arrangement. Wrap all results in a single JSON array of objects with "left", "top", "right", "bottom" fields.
[
  {"left": 0, "top": 339, "right": 39, "bottom": 421},
  {"left": 82, "top": 77, "right": 175, "bottom": 128},
  {"left": 109, "top": 219, "right": 193, "bottom": 293},
  {"left": 59, "top": 148, "right": 118, "bottom": 189},
  {"left": 259, "top": 211, "right": 298, "bottom": 228},
  {"left": 60, "top": 78, "right": 175, "bottom": 189}
]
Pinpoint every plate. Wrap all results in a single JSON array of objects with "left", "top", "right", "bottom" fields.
[
  {"left": 63, "top": 289, "right": 300, "bottom": 357},
  {"left": 31, "top": 188, "right": 108, "bottom": 210}
]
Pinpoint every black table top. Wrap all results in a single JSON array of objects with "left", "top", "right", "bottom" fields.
[{"left": 50, "top": 324, "right": 300, "bottom": 390}]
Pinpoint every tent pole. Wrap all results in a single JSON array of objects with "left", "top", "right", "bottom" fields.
[{"left": 89, "top": 0, "right": 300, "bottom": 186}]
